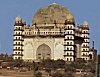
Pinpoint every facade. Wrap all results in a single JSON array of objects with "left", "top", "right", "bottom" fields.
[{"left": 13, "top": 3, "right": 96, "bottom": 62}]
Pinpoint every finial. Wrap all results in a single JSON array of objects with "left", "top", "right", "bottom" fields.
[
  {"left": 52, "top": 0, "right": 57, "bottom": 4},
  {"left": 92, "top": 40, "right": 94, "bottom": 49}
]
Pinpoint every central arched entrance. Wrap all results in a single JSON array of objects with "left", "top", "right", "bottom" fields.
[{"left": 36, "top": 44, "right": 51, "bottom": 60}]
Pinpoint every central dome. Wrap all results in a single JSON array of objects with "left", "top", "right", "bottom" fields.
[{"left": 32, "top": 3, "right": 74, "bottom": 24}]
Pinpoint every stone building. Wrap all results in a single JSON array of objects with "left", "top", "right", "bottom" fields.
[{"left": 13, "top": 3, "right": 96, "bottom": 62}]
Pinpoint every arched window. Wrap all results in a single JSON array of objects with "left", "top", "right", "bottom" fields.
[
  {"left": 68, "top": 31, "right": 69, "bottom": 34},
  {"left": 67, "top": 47, "right": 69, "bottom": 50},
  {"left": 83, "top": 45, "right": 85, "bottom": 47},
  {"left": 18, "top": 52, "right": 20, "bottom": 54},
  {"left": 83, "top": 53, "right": 85, "bottom": 56},
  {"left": 89, "top": 54, "right": 92, "bottom": 59},
  {"left": 67, "top": 58, "right": 69, "bottom": 61},
  {"left": 70, "top": 26, "right": 72, "bottom": 29},
  {"left": 18, "top": 57, "right": 20, "bottom": 60},
  {"left": 70, "top": 42, "right": 72, "bottom": 45},
  {"left": 70, "top": 47, "right": 72, "bottom": 50},
  {"left": 19, "top": 27, "right": 20, "bottom": 30},
  {"left": 18, "top": 47, "right": 20, "bottom": 49},
  {"left": 67, "top": 42, "right": 69, "bottom": 45},
  {"left": 19, "top": 32, "right": 20, "bottom": 35},
  {"left": 15, "top": 57, "right": 17, "bottom": 59},
  {"left": 70, "top": 53, "right": 72, "bottom": 55},
  {"left": 67, "top": 26, "right": 69, "bottom": 29},
  {"left": 70, "top": 31, "right": 72, "bottom": 34},
  {"left": 70, "top": 58, "right": 72, "bottom": 61},
  {"left": 18, "top": 42, "right": 20, "bottom": 44},
  {"left": 67, "top": 53, "right": 69, "bottom": 55},
  {"left": 19, "top": 37, "right": 20, "bottom": 39}
]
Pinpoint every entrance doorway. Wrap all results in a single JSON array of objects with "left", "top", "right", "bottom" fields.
[{"left": 36, "top": 44, "right": 51, "bottom": 60}]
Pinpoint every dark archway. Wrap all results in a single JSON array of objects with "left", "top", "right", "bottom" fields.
[
  {"left": 89, "top": 54, "right": 92, "bottom": 59},
  {"left": 36, "top": 44, "right": 51, "bottom": 60}
]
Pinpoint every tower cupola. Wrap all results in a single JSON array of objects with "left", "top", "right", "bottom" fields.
[
  {"left": 83, "top": 21, "right": 88, "bottom": 27},
  {"left": 15, "top": 16, "right": 22, "bottom": 23},
  {"left": 66, "top": 14, "right": 75, "bottom": 24}
]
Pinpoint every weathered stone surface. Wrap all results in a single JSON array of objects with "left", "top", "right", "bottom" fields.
[{"left": 32, "top": 3, "right": 74, "bottom": 24}]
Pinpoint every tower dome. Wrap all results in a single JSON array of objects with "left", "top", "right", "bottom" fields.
[
  {"left": 15, "top": 16, "right": 22, "bottom": 23},
  {"left": 32, "top": 3, "right": 74, "bottom": 24},
  {"left": 83, "top": 21, "right": 88, "bottom": 26},
  {"left": 66, "top": 14, "right": 74, "bottom": 21}
]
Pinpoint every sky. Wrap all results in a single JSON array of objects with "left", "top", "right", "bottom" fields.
[{"left": 0, "top": 0, "right": 100, "bottom": 54}]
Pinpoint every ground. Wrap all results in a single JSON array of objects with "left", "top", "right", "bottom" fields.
[
  {"left": 0, "top": 69, "right": 33, "bottom": 77},
  {"left": 0, "top": 69, "right": 95, "bottom": 77}
]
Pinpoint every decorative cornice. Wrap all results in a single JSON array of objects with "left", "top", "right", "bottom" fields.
[
  {"left": 13, "top": 39, "right": 24, "bottom": 41},
  {"left": 64, "top": 50, "right": 74, "bottom": 51},
  {"left": 14, "top": 29, "right": 24, "bottom": 31},
  {"left": 13, "top": 34, "right": 23, "bottom": 36},
  {"left": 64, "top": 55, "right": 74, "bottom": 57},
  {"left": 64, "top": 44, "right": 75, "bottom": 46},
  {"left": 13, "top": 49, "right": 23, "bottom": 51},
  {"left": 64, "top": 39, "right": 74, "bottom": 41},
  {"left": 14, "top": 23, "right": 23, "bottom": 26},
  {"left": 13, "top": 44, "right": 23, "bottom": 46},
  {"left": 12, "top": 54, "right": 23, "bottom": 56}
]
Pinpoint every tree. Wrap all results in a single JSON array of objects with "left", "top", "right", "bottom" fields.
[
  {"left": 0, "top": 53, "right": 14, "bottom": 62},
  {"left": 64, "top": 72, "right": 74, "bottom": 77},
  {"left": 35, "top": 72, "right": 42, "bottom": 77},
  {"left": 65, "top": 63, "right": 76, "bottom": 73},
  {"left": 82, "top": 73, "right": 95, "bottom": 77},
  {"left": 13, "top": 59, "right": 23, "bottom": 68},
  {"left": 52, "top": 72, "right": 63, "bottom": 77}
]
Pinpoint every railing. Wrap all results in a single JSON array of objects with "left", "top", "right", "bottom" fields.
[
  {"left": 13, "top": 44, "right": 23, "bottom": 46},
  {"left": 12, "top": 54, "right": 23, "bottom": 56},
  {"left": 13, "top": 49, "right": 23, "bottom": 51},
  {"left": 23, "top": 31, "right": 65, "bottom": 36}
]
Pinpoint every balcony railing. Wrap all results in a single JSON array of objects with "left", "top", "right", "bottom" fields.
[
  {"left": 13, "top": 44, "right": 23, "bottom": 46},
  {"left": 12, "top": 54, "right": 23, "bottom": 56},
  {"left": 13, "top": 49, "right": 23, "bottom": 51}
]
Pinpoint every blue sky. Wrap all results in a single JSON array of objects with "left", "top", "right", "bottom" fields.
[{"left": 0, "top": 0, "right": 100, "bottom": 54}]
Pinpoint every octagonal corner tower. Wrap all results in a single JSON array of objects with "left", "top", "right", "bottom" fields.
[{"left": 32, "top": 3, "right": 74, "bottom": 24}]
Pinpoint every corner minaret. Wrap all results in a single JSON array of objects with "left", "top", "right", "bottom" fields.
[
  {"left": 81, "top": 21, "right": 90, "bottom": 60},
  {"left": 13, "top": 16, "right": 24, "bottom": 60},
  {"left": 64, "top": 14, "right": 75, "bottom": 61}
]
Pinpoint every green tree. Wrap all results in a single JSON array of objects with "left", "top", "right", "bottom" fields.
[
  {"left": 64, "top": 72, "right": 74, "bottom": 77},
  {"left": 35, "top": 72, "right": 42, "bottom": 77},
  {"left": 52, "top": 72, "right": 63, "bottom": 77}
]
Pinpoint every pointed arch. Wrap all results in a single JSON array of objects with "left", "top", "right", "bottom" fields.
[{"left": 36, "top": 44, "right": 51, "bottom": 60}]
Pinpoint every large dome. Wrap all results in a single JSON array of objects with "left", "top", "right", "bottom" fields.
[{"left": 32, "top": 3, "right": 74, "bottom": 24}]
